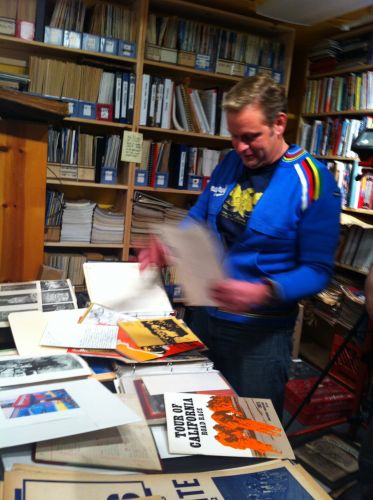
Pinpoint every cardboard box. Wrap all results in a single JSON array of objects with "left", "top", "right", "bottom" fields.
[
  {"left": 16, "top": 20, "right": 34, "bottom": 40},
  {"left": 100, "top": 167, "right": 117, "bottom": 184},
  {"left": 0, "top": 17, "right": 16, "bottom": 36},
  {"left": 160, "top": 47, "right": 177, "bottom": 64},
  {"left": 47, "top": 164, "right": 78, "bottom": 180},
  {"left": 100, "top": 37, "right": 118, "bottom": 55},
  {"left": 178, "top": 50, "right": 196, "bottom": 67},
  {"left": 118, "top": 40, "right": 136, "bottom": 58},
  {"left": 195, "top": 53, "right": 212, "bottom": 72},
  {"left": 134, "top": 169, "right": 148, "bottom": 186},
  {"left": 63, "top": 30, "right": 82, "bottom": 49},
  {"left": 77, "top": 101, "right": 96, "bottom": 120},
  {"left": 187, "top": 175, "right": 202, "bottom": 191},
  {"left": 155, "top": 172, "right": 168, "bottom": 188},
  {"left": 44, "top": 226, "right": 61, "bottom": 242},
  {"left": 78, "top": 165, "right": 95, "bottom": 182},
  {"left": 96, "top": 104, "right": 113, "bottom": 122},
  {"left": 145, "top": 43, "right": 161, "bottom": 61},
  {"left": 44, "top": 26, "right": 63, "bottom": 45},
  {"left": 82, "top": 33, "right": 100, "bottom": 52}
]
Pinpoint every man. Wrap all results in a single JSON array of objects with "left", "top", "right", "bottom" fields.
[{"left": 139, "top": 74, "right": 341, "bottom": 419}]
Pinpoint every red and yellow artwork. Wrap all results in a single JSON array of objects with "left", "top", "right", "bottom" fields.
[{"left": 207, "top": 395, "right": 281, "bottom": 455}]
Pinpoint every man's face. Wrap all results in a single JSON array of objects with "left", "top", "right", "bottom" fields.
[{"left": 227, "top": 104, "right": 286, "bottom": 169}]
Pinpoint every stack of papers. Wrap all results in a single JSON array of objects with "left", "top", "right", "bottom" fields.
[
  {"left": 0, "top": 354, "right": 139, "bottom": 449},
  {"left": 130, "top": 191, "right": 173, "bottom": 245},
  {"left": 60, "top": 200, "right": 96, "bottom": 242},
  {"left": 91, "top": 206, "right": 125, "bottom": 244}
]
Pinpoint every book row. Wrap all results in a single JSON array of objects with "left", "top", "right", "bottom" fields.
[
  {"left": 304, "top": 71, "right": 373, "bottom": 114},
  {"left": 146, "top": 13, "right": 285, "bottom": 80},
  {"left": 135, "top": 140, "right": 228, "bottom": 190},
  {"left": 337, "top": 220, "right": 373, "bottom": 274},
  {"left": 300, "top": 116, "right": 373, "bottom": 158},
  {"left": 331, "top": 160, "right": 373, "bottom": 210}
]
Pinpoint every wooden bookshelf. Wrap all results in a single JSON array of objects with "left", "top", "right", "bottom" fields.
[{"left": 0, "top": 0, "right": 295, "bottom": 282}]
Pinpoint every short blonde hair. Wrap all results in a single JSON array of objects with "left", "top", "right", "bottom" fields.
[{"left": 223, "top": 74, "right": 287, "bottom": 125}]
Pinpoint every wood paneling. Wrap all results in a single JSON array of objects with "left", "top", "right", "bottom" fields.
[{"left": 0, "top": 120, "right": 48, "bottom": 282}]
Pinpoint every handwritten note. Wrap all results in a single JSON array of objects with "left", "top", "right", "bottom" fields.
[{"left": 121, "top": 131, "right": 143, "bottom": 163}]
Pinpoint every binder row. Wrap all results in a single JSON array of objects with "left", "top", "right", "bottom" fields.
[
  {"left": 136, "top": 140, "right": 228, "bottom": 189},
  {"left": 139, "top": 75, "right": 229, "bottom": 137}
]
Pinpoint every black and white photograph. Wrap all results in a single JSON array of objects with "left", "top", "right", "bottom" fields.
[
  {"left": 0, "top": 293, "right": 38, "bottom": 307},
  {"left": 0, "top": 283, "right": 37, "bottom": 292},
  {"left": 0, "top": 354, "right": 92, "bottom": 387},
  {"left": 40, "top": 280, "right": 71, "bottom": 291},
  {"left": 42, "top": 290, "right": 73, "bottom": 305},
  {"left": 42, "top": 303, "right": 76, "bottom": 312}
]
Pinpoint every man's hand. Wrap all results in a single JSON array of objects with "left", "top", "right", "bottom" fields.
[
  {"left": 365, "top": 267, "right": 373, "bottom": 320},
  {"left": 137, "top": 236, "right": 171, "bottom": 271},
  {"left": 209, "top": 279, "right": 271, "bottom": 312}
]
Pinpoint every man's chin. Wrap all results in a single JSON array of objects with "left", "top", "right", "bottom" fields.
[{"left": 242, "top": 158, "right": 260, "bottom": 169}]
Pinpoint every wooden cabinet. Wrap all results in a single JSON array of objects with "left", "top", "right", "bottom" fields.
[{"left": 0, "top": 120, "right": 48, "bottom": 282}]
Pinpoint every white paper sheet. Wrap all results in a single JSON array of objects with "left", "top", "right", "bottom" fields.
[
  {"left": 0, "top": 378, "right": 140, "bottom": 448},
  {"left": 83, "top": 262, "right": 173, "bottom": 316},
  {"left": 40, "top": 310, "right": 118, "bottom": 349},
  {"left": 142, "top": 371, "right": 229, "bottom": 396},
  {"left": 156, "top": 222, "right": 226, "bottom": 306}
]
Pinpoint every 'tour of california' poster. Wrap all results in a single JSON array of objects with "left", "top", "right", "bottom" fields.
[{"left": 165, "top": 393, "right": 295, "bottom": 459}]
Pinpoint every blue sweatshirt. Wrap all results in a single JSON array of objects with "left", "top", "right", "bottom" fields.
[{"left": 184, "top": 145, "right": 341, "bottom": 326}]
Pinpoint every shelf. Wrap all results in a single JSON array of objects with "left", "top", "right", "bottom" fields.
[
  {"left": 314, "top": 155, "right": 357, "bottom": 161},
  {"left": 134, "top": 186, "right": 202, "bottom": 196},
  {"left": 343, "top": 207, "right": 373, "bottom": 216},
  {"left": 143, "top": 59, "right": 241, "bottom": 84},
  {"left": 47, "top": 179, "right": 128, "bottom": 189},
  {"left": 335, "top": 262, "right": 368, "bottom": 276},
  {"left": 44, "top": 242, "right": 124, "bottom": 248},
  {"left": 135, "top": 186, "right": 201, "bottom": 195},
  {"left": 0, "top": 34, "right": 137, "bottom": 66},
  {"left": 139, "top": 125, "right": 231, "bottom": 143},
  {"left": 308, "top": 62, "right": 373, "bottom": 80},
  {"left": 302, "top": 109, "right": 373, "bottom": 118},
  {"left": 63, "top": 117, "right": 133, "bottom": 130}
]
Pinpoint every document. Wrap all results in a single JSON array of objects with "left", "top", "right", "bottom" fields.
[
  {"left": 40, "top": 310, "right": 118, "bottom": 349},
  {"left": 83, "top": 262, "right": 173, "bottom": 316},
  {"left": 156, "top": 222, "right": 226, "bottom": 306},
  {"left": 0, "top": 378, "right": 140, "bottom": 448},
  {"left": 165, "top": 393, "right": 295, "bottom": 459}
]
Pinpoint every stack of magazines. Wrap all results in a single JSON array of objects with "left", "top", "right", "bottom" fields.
[
  {"left": 91, "top": 206, "right": 125, "bottom": 244},
  {"left": 60, "top": 199, "right": 96, "bottom": 242}
]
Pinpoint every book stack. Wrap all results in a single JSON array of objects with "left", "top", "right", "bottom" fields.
[
  {"left": 130, "top": 191, "right": 173, "bottom": 246},
  {"left": 91, "top": 206, "right": 125, "bottom": 244},
  {"left": 60, "top": 199, "right": 96, "bottom": 242}
]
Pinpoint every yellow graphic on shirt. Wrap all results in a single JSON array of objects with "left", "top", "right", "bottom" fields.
[{"left": 227, "top": 185, "right": 263, "bottom": 216}]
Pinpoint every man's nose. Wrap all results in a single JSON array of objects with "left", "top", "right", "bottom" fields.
[{"left": 235, "top": 140, "right": 251, "bottom": 154}]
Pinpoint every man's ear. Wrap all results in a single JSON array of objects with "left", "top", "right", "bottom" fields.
[{"left": 273, "top": 112, "right": 287, "bottom": 136}]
